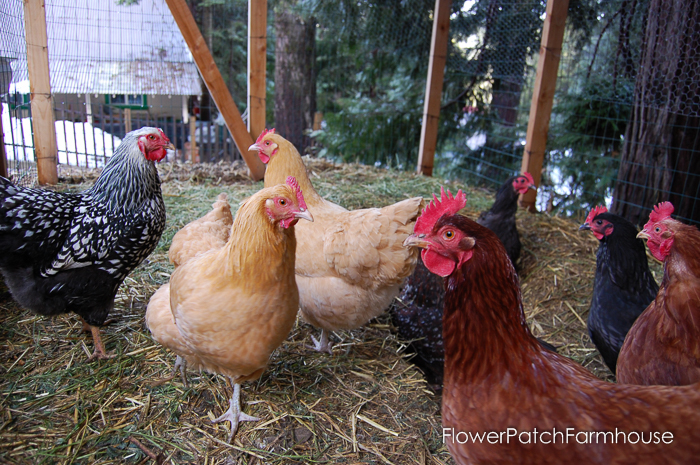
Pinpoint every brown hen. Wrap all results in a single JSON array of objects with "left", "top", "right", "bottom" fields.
[{"left": 404, "top": 189, "right": 700, "bottom": 465}]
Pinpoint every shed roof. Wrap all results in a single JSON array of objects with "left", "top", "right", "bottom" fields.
[{"left": 2, "top": 0, "right": 201, "bottom": 96}]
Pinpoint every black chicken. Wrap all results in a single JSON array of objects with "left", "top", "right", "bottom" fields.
[
  {"left": 392, "top": 173, "right": 543, "bottom": 389},
  {"left": 476, "top": 172, "right": 536, "bottom": 267},
  {"left": 579, "top": 206, "right": 659, "bottom": 374},
  {"left": 0, "top": 127, "right": 172, "bottom": 360},
  {"left": 391, "top": 255, "right": 445, "bottom": 388}
]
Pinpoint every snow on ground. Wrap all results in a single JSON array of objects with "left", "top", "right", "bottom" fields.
[{"left": 2, "top": 102, "right": 121, "bottom": 168}]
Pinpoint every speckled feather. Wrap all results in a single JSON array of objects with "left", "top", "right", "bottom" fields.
[{"left": 0, "top": 127, "right": 166, "bottom": 326}]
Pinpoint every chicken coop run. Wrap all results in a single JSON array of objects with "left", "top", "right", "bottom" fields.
[{"left": 1, "top": 0, "right": 699, "bottom": 223}]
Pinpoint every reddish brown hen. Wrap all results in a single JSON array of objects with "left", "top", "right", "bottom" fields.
[
  {"left": 404, "top": 190, "right": 700, "bottom": 465},
  {"left": 617, "top": 202, "right": 700, "bottom": 386}
]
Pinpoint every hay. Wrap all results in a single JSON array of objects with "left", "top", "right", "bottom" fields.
[{"left": 0, "top": 158, "right": 660, "bottom": 464}]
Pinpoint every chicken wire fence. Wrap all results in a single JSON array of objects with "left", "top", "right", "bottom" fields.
[
  {"left": 0, "top": 0, "right": 243, "bottom": 182},
  {"left": 2, "top": 0, "right": 699, "bottom": 225}
]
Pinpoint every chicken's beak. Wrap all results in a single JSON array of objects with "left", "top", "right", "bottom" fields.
[
  {"left": 637, "top": 229, "right": 650, "bottom": 240},
  {"left": 528, "top": 183, "right": 537, "bottom": 191},
  {"left": 579, "top": 223, "right": 591, "bottom": 231},
  {"left": 248, "top": 142, "right": 260, "bottom": 152},
  {"left": 294, "top": 209, "right": 314, "bottom": 223},
  {"left": 403, "top": 233, "right": 429, "bottom": 249}
]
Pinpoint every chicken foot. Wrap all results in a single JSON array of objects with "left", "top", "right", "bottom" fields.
[
  {"left": 213, "top": 381, "right": 260, "bottom": 442},
  {"left": 307, "top": 329, "right": 333, "bottom": 354},
  {"left": 80, "top": 318, "right": 116, "bottom": 361}
]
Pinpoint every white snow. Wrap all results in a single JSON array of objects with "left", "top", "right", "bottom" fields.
[{"left": 2, "top": 103, "right": 121, "bottom": 168}]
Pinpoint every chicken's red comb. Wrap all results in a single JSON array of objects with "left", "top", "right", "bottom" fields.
[
  {"left": 256, "top": 128, "right": 276, "bottom": 144},
  {"left": 585, "top": 205, "right": 608, "bottom": 224},
  {"left": 414, "top": 187, "right": 467, "bottom": 234},
  {"left": 649, "top": 201, "right": 674, "bottom": 223},
  {"left": 285, "top": 176, "right": 307, "bottom": 210},
  {"left": 522, "top": 172, "right": 535, "bottom": 185}
]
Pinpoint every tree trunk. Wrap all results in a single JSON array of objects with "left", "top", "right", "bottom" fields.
[
  {"left": 612, "top": 0, "right": 700, "bottom": 225},
  {"left": 274, "top": 8, "right": 316, "bottom": 153}
]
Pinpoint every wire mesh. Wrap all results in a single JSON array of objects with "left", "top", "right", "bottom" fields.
[
  {"left": 1, "top": 0, "right": 699, "bottom": 225},
  {"left": 0, "top": 0, "right": 243, "bottom": 182}
]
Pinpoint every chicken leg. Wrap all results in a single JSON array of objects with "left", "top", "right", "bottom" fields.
[
  {"left": 212, "top": 380, "right": 260, "bottom": 442},
  {"left": 307, "top": 329, "right": 333, "bottom": 354},
  {"left": 80, "top": 318, "right": 115, "bottom": 361},
  {"left": 172, "top": 355, "right": 188, "bottom": 387}
]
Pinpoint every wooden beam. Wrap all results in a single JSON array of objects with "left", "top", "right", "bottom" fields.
[
  {"left": 23, "top": 0, "right": 57, "bottom": 185},
  {"left": 0, "top": 108, "right": 7, "bottom": 178},
  {"left": 248, "top": 0, "right": 267, "bottom": 140},
  {"left": 417, "top": 0, "right": 451, "bottom": 177},
  {"left": 165, "top": 0, "right": 265, "bottom": 181},
  {"left": 519, "top": 0, "right": 569, "bottom": 211}
]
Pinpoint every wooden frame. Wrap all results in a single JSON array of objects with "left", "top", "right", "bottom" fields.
[
  {"left": 166, "top": 0, "right": 265, "bottom": 181},
  {"left": 24, "top": 0, "right": 58, "bottom": 185},
  {"left": 248, "top": 0, "right": 267, "bottom": 141},
  {"left": 416, "top": 0, "right": 452, "bottom": 176},
  {"left": 519, "top": 0, "right": 569, "bottom": 211}
]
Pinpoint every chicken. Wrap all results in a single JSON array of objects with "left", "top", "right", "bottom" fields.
[
  {"left": 168, "top": 193, "right": 232, "bottom": 267},
  {"left": 148, "top": 193, "right": 233, "bottom": 384},
  {"left": 145, "top": 177, "right": 313, "bottom": 441},
  {"left": 391, "top": 255, "right": 445, "bottom": 388},
  {"left": 617, "top": 202, "right": 700, "bottom": 386},
  {"left": 579, "top": 205, "right": 659, "bottom": 374},
  {"left": 476, "top": 172, "right": 536, "bottom": 267},
  {"left": 391, "top": 172, "right": 538, "bottom": 387},
  {"left": 404, "top": 189, "right": 700, "bottom": 465},
  {"left": 249, "top": 129, "right": 423, "bottom": 353},
  {"left": 0, "top": 127, "right": 172, "bottom": 360}
]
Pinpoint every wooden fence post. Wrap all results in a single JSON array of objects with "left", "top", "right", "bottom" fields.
[
  {"left": 519, "top": 0, "right": 569, "bottom": 211},
  {"left": 166, "top": 0, "right": 265, "bottom": 181},
  {"left": 24, "top": 0, "right": 58, "bottom": 185},
  {"left": 248, "top": 0, "right": 267, "bottom": 140},
  {"left": 417, "top": 0, "right": 451, "bottom": 176}
]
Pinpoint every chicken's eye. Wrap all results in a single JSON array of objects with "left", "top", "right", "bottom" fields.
[
  {"left": 264, "top": 141, "right": 270, "bottom": 146},
  {"left": 655, "top": 226, "right": 661, "bottom": 233},
  {"left": 443, "top": 230, "right": 455, "bottom": 240},
  {"left": 279, "top": 198, "right": 287, "bottom": 206},
  {"left": 148, "top": 135, "right": 155, "bottom": 140},
  {"left": 596, "top": 220, "right": 602, "bottom": 225}
]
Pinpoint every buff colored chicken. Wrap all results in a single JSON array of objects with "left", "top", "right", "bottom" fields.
[
  {"left": 145, "top": 178, "right": 312, "bottom": 441},
  {"left": 146, "top": 193, "right": 234, "bottom": 385},
  {"left": 168, "top": 193, "right": 232, "bottom": 267},
  {"left": 249, "top": 129, "right": 423, "bottom": 353}
]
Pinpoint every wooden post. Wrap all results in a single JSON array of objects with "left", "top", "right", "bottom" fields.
[
  {"left": 416, "top": 0, "right": 451, "bottom": 176},
  {"left": 0, "top": 108, "right": 7, "bottom": 178},
  {"left": 165, "top": 0, "right": 265, "bottom": 180},
  {"left": 24, "top": 0, "right": 57, "bottom": 185},
  {"left": 124, "top": 108, "right": 132, "bottom": 134},
  {"left": 248, "top": 0, "right": 267, "bottom": 140},
  {"left": 189, "top": 115, "right": 197, "bottom": 162},
  {"left": 519, "top": 0, "right": 569, "bottom": 211}
]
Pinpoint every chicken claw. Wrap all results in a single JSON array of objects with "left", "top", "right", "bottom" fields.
[
  {"left": 213, "top": 382, "right": 259, "bottom": 442},
  {"left": 306, "top": 329, "right": 333, "bottom": 354}
]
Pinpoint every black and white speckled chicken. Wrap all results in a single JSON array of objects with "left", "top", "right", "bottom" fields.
[{"left": 0, "top": 127, "right": 172, "bottom": 360}]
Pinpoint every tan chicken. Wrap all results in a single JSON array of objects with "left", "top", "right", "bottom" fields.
[
  {"left": 145, "top": 177, "right": 313, "bottom": 441},
  {"left": 249, "top": 129, "right": 423, "bottom": 353},
  {"left": 168, "top": 193, "right": 232, "bottom": 267},
  {"left": 146, "top": 193, "right": 234, "bottom": 384}
]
